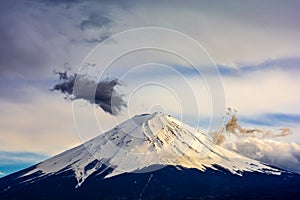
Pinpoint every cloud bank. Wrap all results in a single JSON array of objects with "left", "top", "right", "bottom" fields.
[
  {"left": 224, "top": 138, "right": 300, "bottom": 174},
  {"left": 218, "top": 110, "right": 300, "bottom": 174}
]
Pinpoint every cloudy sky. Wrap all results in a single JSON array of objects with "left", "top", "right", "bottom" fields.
[{"left": 0, "top": 0, "right": 300, "bottom": 177}]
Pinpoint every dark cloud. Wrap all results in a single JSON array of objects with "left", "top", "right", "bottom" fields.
[
  {"left": 51, "top": 71, "right": 127, "bottom": 115},
  {"left": 37, "top": 0, "right": 83, "bottom": 6},
  {"left": 0, "top": 0, "right": 124, "bottom": 78},
  {"left": 83, "top": 33, "right": 111, "bottom": 44},
  {"left": 0, "top": 0, "right": 125, "bottom": 103},
  {"left": 0, "top": 1, "right": 50, "bottom": 77},
  {"left": 80, "top": 14, "right": 111, "bottom": 31},
  {"left": 38, "top": 0, "right": 133, "bottom": 9}
]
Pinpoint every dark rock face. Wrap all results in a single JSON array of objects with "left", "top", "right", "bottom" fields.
[{"left": 1, "top": 165, "right": 300, "bottom": 200}]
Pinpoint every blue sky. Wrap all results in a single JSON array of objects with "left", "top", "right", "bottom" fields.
[
  {"left": 0, "top": 0, "right": 300, "bottom": 176},
  {"left": 0, "top": 151, "right": 47, "bottom": 177}
]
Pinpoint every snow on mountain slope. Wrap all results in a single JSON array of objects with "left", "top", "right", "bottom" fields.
[{"left": 22, "top": 112, "right": 281, "bottom": 187}]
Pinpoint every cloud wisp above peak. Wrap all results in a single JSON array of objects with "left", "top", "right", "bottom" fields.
[{"left": 51, "top": 70, "right": 127, "bottom": 115}]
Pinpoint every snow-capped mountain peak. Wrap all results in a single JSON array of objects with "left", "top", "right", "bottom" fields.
[{"left": 22, "top": 112, "right": 281, "bottom": 187}]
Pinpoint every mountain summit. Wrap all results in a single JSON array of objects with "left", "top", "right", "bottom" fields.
[
  {"left": 18, "top": 112, "right": 280, "bottom": 187},
  {"left": 1, "top": 113, "right": 300, "bottom": 199}
]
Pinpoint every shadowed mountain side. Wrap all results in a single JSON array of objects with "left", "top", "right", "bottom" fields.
[{"left": 0, "top": 164, "right": 300, "bottom": 200}]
